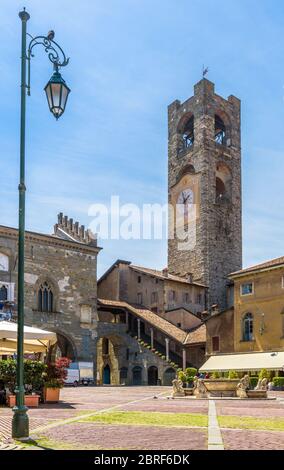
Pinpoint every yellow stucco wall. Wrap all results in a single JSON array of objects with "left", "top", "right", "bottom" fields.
[{"left": 233, "top": 267, "right": 284, "bottom": 352}]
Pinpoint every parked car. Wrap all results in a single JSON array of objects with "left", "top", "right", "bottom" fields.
[{"left": 64, "top": 362, "right": 80, "bottom": 386}]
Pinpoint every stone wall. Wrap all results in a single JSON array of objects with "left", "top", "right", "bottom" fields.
[
  {"left": 168, "top": 79, "right": 242, "bottom": 310},
  {"left": 0, "top": 224, "right": 100, "bottom": 363}
]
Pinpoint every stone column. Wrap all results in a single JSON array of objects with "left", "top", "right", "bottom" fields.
[
  {"left": 165, "top": 337, "right": 170, "bottom": 361},
  {"left": 150, "top": 328, "right": 154, "bottom": 349},
  {"left": 182, "top": 348, "right": 187, "bottom": 371},
  {"left": 137, "top": 318, "right": 141, "bottom": 340}
]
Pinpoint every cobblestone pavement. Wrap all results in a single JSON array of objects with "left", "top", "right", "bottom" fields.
[{"left": 0, "top": 387, "right": 283, "bottom": 450}]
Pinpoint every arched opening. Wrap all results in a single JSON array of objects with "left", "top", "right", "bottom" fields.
[
  {"left": 163, "top": 368, "right": 176, "bottom": 386},
  {"left": 148, "top": 366, "right": 158, "bottom": 386},
  {"left": 132, "top": 366, "right": 143, "bottom": 386},
  {"left": 215, "top": 115, "right": 226, "bottom": 145},
  {"left": 178, "top": 115, "right": 194, "bottom": 154},
  {"left": 216, "top": 162, "right": 232, "bottom": 203},
  {"left": 216, "top": 177, "right": 226, "bottom": 200},
  {"left": 103, "top": 364, "right": 111, "bottom": 385},
  {"left": 102, "top": 337, "right": 109, "bottom": 355},
  {"left": 48, "top": 332, "right": 76, "bottom": 362},
  {"left": 243, "top": 313, "right": 253, "bottom": 341}
]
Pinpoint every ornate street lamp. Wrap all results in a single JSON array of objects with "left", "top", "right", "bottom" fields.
[
  {"left": 13, "top": 9, "right": 70, "bottom": 440},
  {"left": 44, "top": 68, "right": 70, "bottom": 119}
]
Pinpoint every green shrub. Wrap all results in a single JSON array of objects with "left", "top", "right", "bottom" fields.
[
  {"left": 273, "top": 377, "right": 284, "bottom": 388},
  {"left": 0, "top": 359, "right": 47, "bottom": 393},
  {"left": 186, "top": 376, "right": 195, "bottom": 385},
  {"left": 211, "top": 371, "right": 220, "bottom": 379},
  {"left": 185, "top": 367, "right": 197, "bottom": 378},
  {"left": 228, "top": 370, "right": 239, "bottom": 379},
  {"left": 259, "top": 369, "right": 269, "bottom": 380},
  {"left": 249, "top": 376, "right": 259, "bottom": 389},
  {"left": 178, "top": 371, "right": 186, "bottom": 383}
]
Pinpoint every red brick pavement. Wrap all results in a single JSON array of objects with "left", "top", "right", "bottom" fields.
[
  {"left": 42, "top": 422, "right": 207, "bottom": 450},
  {"left": 222, "top": 429, "right": 284, "bottom": 450}
]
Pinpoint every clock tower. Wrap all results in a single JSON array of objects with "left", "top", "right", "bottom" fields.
[{"left": 168, "top": 79, "right": 242, "bottom": 310}]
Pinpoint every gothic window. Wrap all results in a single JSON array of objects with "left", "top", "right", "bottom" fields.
[
  {"left": 0, "top": 285, "right": 8, "bottom": 302},
  {"left": 38, "top": 281, "right": 54, "bottom": 312},
  {"left": 243, "top": 313, "right": 254, "bottom": 341},
  {"left": 215, "top": 115, "right": 226, "bottom": 145}
]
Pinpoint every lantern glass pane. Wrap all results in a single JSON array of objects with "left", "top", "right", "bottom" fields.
[
  {"left": 51, "top": 83, "right": 62, "bottom": 108},
  {"left": 61, "top": 84, "right": 69, "bottom": 109},
  {"left": 45, "top": 84, "right": 53, "bottom": 109}
]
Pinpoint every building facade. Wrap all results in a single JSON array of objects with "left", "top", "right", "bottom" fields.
[
  {"left": 0, "top": 214, "right": 101, "bottom": 363},
  {"left": 168, "top": 79, "right": 242, "bottom": 310},
  {"left": 204, "top": 256, "right": 284, "bottom": 361},
  {"left": 230, "top": 257, "right": 284, "bottom": 353}
]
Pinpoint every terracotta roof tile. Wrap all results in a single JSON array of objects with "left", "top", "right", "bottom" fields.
[
  {"left": 98, "top": 298, "right": 205, "bottom": 345},
  {"left": 130, "top": 265, "right": 206, "bottom": 287},
  {"left": 230, "top": 256, "right": 284, "bottom": 277}
]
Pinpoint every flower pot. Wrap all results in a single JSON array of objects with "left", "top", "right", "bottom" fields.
[
  {"left": 44, "top": 387, "right": 60, "bottom": 403},
  {"left": 7, "top": 394, "right": 40, "bottom": 408}
]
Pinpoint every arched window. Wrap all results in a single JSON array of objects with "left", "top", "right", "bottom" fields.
[
  {"left": 215, "top": 115, "right": 226, "bottom": 145},
  {"left": 0, "top": 285, "right": 8, "bottom": 302},
  {"left": 182, "top": 116, "right": 194, "bottom": 149},
  {"left": 38, "top": 281, "right": 54, "bottom": 312},
  {"left": 243, "top": 313, "right": 253, "bottom": 341},
  {"left": 216, "top": 177, "right": 226, "bottom": 200},
  {"left": 215, "top": 163, "right": 232, "bottom": 202},
  {"left": 178, "top": 115, "right": 194, "bottom": 154}
]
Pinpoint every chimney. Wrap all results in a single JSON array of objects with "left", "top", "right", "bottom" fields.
[{"left": 162, "top": 268, "right": 168, "bottom": 277}]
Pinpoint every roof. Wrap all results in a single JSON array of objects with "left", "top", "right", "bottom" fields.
[
  {"left": 98, "top": 259, "right": 206, "bottom": 287},
  {"left": 230, "top": 256, "right": 284, "bottom": 278},
  {"left": 199, "top": 351, "right": 284, "bottom": 372},
  {"left": 98, "top": 298, "right": 205, "bottom": 346},
  {"left": 130, "top": 265, "right": 206, "bottom": 288}
]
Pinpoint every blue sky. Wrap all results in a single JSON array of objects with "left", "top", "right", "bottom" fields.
[{"left": 0, "top": 0, "right": 283, "bottom": 277}]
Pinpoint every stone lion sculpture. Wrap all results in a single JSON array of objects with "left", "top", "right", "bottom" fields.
[
  {"left": 255, "top": 377, "right": 268, "bottom": 391},
  {"left": 236, "top": 374, "right": 250, "bottom": 398},
  {"left": 193, "top": 378, "right": 208, "bottom": 399},
  {"left": 171, "top": 378, "right": 185, "bottom": 397}
]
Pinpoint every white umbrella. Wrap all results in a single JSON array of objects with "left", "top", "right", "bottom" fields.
[{"left": 0, "top": 321, "right": 57, "bottom": 354}]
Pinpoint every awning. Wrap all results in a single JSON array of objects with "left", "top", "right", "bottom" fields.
[
  {"left": 0, "top": 321, "right": 57, "bottom": 354},
  {"left": 199, "top": 351, "right": 284, "bottom": 372}
]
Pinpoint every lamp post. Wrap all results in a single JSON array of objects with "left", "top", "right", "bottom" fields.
[{"left": 12, "top": 9, "right": 70, "bottom": 440}]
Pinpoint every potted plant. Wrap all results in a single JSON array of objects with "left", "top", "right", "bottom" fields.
[{"left": 44, "top": 357, "right": 70, "bottom": 403}]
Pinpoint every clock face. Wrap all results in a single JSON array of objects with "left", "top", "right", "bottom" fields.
[{"left": 176, "top": 188, "right": 194, "bottom": 214}]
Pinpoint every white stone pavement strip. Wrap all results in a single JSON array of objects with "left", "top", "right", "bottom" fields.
[{"left": 208, "top": 400, "right": 224, "bottom": 451}]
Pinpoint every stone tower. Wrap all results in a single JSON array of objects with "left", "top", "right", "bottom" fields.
[{"left": 168, "top": 79, "right": 242, "bottom": 310}]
